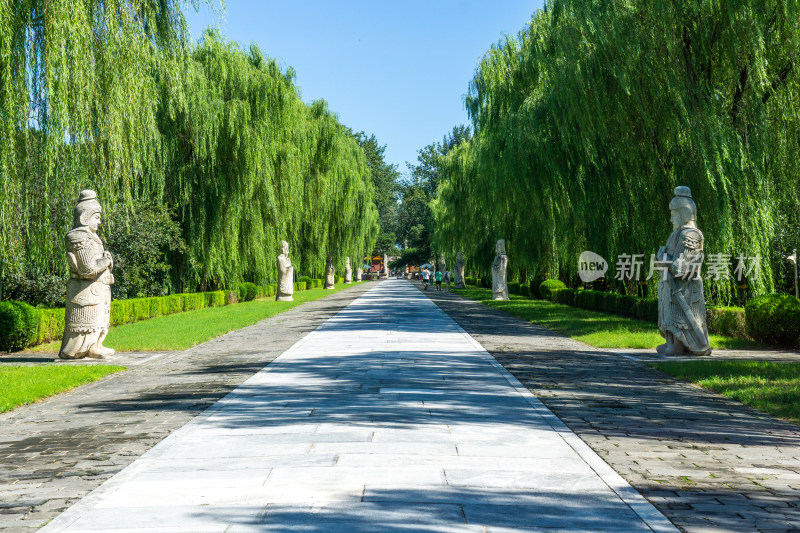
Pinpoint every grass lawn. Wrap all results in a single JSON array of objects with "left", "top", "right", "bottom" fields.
[
  {"left": 0, "top": 365, "right": 125, "bottom": 413},
  {"left": 453, "top": 287, "right": 759, "bottom": 350},
  {"left": 650, "top": 361, "right": 800, "bottom": 424},
  {"left": 33, "top": 282, "right": 367, "bottom": 352}
]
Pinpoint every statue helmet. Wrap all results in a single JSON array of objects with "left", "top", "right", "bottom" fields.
[
  {"left": 73, "top": 189, "right": 102, "bottom": 227},
  {"left": 669, "top": 185, "right": 697, "bottom": 221}
]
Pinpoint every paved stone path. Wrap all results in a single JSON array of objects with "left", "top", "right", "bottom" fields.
[
  {"left": 0, "top": 283, "right": 374, "bottom": 532},
  {"left": 38, "top": 280, "right": 674, "bottom": 532},
  {"left": 420, "top": 285, "right": 800, "bottom": 533}
]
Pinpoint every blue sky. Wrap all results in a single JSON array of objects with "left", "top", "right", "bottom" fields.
[{"left": 184, "top": 1, "right": 544, "bottom": 174}]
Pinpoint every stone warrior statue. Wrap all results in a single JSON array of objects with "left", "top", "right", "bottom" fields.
[
  {"left": 276, "top": 240, "right": 294, "bottom": 302},
  {"left": 454, "top": 251, "right": 466, "bottom": 289},
  {"left": 344, "top": 256, "right": 353, "bottom": 284},
  {"left": 59, "top": 190, "right": 115, "bottom": 359},
  {"left": 324, "top": 253, "right": 336, "bottom": 289},
  {"left": 492, "top": 239, "right": 509, "bottom": 300},
  {"left": 655, "top": 186, "right": 711, "bottom": 356}
]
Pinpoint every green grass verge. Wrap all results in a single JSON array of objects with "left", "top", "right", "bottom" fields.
[
  {"left": 32, "top": 283, "right": 366, "bottom": 352},
  {"left": 651, "top": 361, "right": 800, "bottom": 424},
  {"left": 453, "top": 287, "right": 759, "bottom": 350},
  {"left": 0, "top": 365, "right": 125, "bottom": 413}
]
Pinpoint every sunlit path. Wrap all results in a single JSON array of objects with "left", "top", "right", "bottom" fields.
[{"left": 41, "top": 279, "right": 675, "bottom": 532}]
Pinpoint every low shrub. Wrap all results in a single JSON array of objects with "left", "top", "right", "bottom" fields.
[
  {"left": 297, "top": 276, "right": 312, "bottom": 290},
  {"left": 336, "top": 276, "right": 344, "bottom": 284},
  {"left": 746, "top": 294, "right": 800, "bottom": 348},
  {"left": 464, "top": 277, "right": 475, "bottom": 286},
  {"left": 519, "top": 283, "right": 531, "bottom": 297},
  {"left": 293, "top": 281, "right": 307, "bottom": 292},
  {"left": 205, "top": 291, "right": 226, "bottom": 307},
  {"left": 479, "top": 277, "right": 491, "bottom": 289},
  {"left": 239, "top": 282, "right": 257, "bottom": 302},
  {"left": 35, "top": 308, "right": 65, "bottom": 345},
  {"left": 707, "top": 306, "right": 748, "bottom": 339},
  {"left": 508, "top": 282, "right": 522, "bottom": 296},
  {"left": 539, "top": 279, "right": 566, "bottom": 301},
  {"left": 633, "top": 298, "right": 658, "bottom": 322},
  {"left": 555, "top": 288, "right": 578, "bottom": 306},
  {"left": 0, "top": 301, "right": 39, "bottom": 351}
]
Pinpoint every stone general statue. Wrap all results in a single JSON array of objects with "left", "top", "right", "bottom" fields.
[
  {"left": 59, "top": 190, "right": 115, "bottom": 359},
  {"left": 492, "top": 239, "right": 509, "bottom": 300},
  {"left": 655, "top": 186, "right": 711, "bottom": 356},
  {"left": 276, "top": 240, "right": 294, "bottom": 302},
  {"left": 324, "top": 253, "right": 335, "bottom": 289},
  {"left": 344, "top": 256, "right": 352, "bottom": 284},
  {"left": 454, "top": 251, "right": 466, "bottom": 289}
]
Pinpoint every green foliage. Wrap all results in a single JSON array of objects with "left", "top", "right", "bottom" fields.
[
  {"left": 356, "top": 133, "right": 400, "bottom": 255},
  {"left": 205, "top": 291, "right": 226, "bottom": 307},
  {"left": 241, "top": 283, "right": 258, "bottom": 302},
  {"left": 311, "top": 279, "right": 322, "bottom": 288},
  {"left": 293, "top": 281, "right": 307, "bottom": 292},
  {"left": 433, "top": 1, "right": 800, "bottom": 303},
  {"left": 746, "top": 294, "right": 800, "bottom": 348},
  {"left": 539, "top": 279, "right": 566, "bottom": 301},
  {"left": 0, "top": 301, "right": 38, "bottom": 351},
  {"left": 1, "top": 10, "right": 379, "bottom": 296},
  {"left": 104, "top": 200, "right": 186, "bottom": 299},
  {"left": 35, "top": 308, "right": 65, "bottom": 346},
  {"left": 707, "top": 307, "right": 749, "bottom": 340},
  {"left": 399, "top": 126, "right": 471, "bottom": 266}
]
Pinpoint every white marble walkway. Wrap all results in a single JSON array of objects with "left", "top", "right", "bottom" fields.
[{"left": 41, "top": 280, "right": 676, "bottom": 532}]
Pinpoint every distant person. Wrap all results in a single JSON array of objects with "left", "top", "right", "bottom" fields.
[
  {"left": 422, "top": 267, "right": 430, "bottom": 290},
  {"left": 444, "top": 269, "right": 451, "bottom": 289},
  {"left": 435, "top": 269, "right": 443, "bottom": 291}
]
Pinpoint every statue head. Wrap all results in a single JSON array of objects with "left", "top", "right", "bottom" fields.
[
  {"left": 73, "top": 190, "right": 102, "bottom": 232},
  {"left": 326, "top": 253, "right": 332, "bottom": 265},
  {"left": 669, "top": 186, "right": 697, "bottom": 230},
  {"left": 457, "top": 251, "right": 463, "bottom": 261},
  {"left": 346, "top": 256, "right": 351, "bottom": 266},
  {"left": 280, "top": 240, "right": 289, "bottom": 255},
  {"left": 495, "top": 239, "right": 506, "bottom": 255}
]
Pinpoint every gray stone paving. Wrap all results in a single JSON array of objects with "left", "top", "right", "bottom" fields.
[
  {"left": 421, "top": 284, "right": 800, "bottom": 533},
  {"left": 0, "top": 283, "right": 375, "bottom": 533},
  {"left": 37, "top": 280, "right": 675, "bottom": 532}
]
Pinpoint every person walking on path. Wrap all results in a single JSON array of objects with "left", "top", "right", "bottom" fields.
[
  {"left": 421, "top": 267, "right": 431, "bottom": 290},
  {"left": 435, "top": 269, "right": 443, "bottom": 291}
]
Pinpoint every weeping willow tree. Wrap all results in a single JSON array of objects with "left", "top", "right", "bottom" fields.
[
  {"left": 433, "top": 0, "right": 800, "bottom": 302},
  {"left": 0, "top": 0, "right": 191, "bottom": 279},
  {"left": 1, "top": 4, "right": 378, "bottom": 298},
  {"left": 161, "top": 32, "right": 378, "bottom": 288}
]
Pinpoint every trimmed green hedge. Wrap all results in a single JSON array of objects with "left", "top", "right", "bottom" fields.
[
  {"left": 707, "top": 306, "right": 749, "bottom": 340},
  {"left": 311, "top": 279, "right": 322, "bottom": 289},
  {"left": 293, "top": 281, "right": 307, "bottom": 292},
  {"left": 0, "top": 288, "right": 257, "bottom": 352},
  {"left": 746, "top": 294, "right": 800, "bottom": 348},
  {"left": 241, "top": 282, "right": 258, "bottom": 301},
  {"left": 0, "top": 301, "right": 38, "bottom": 351},
  {"left": 539, "top": 279, "right": 566, "bottom": 301}
]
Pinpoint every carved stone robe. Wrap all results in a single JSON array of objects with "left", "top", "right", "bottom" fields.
[
  {"left": 492, "top": 253, "right": 509, "bottom": 300},
  {"left": 59, "top": 228, "right": 113, "bottom": 359},
  {"left": 657, "top": 225, "right": 711, "bottom": 355},
  {"left": 276, "top": 253, "right": 294, "bottom": 301}
]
